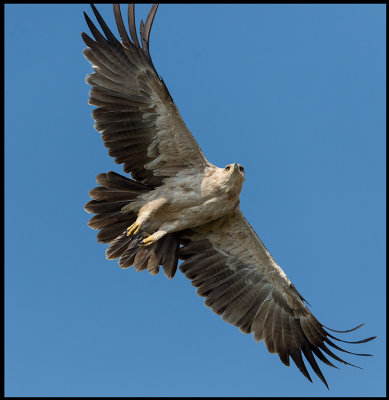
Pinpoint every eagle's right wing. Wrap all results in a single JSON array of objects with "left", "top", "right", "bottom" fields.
[{"left": 82, "top": 4, "right": 211, "bottom": 187}]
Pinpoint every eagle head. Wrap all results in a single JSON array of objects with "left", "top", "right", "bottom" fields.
[
  {"left": 224, "top": 163, "right": 245, "bottom": 176},
  {"left": 224, "top": 163, "right": 245, "bottom": 193}
]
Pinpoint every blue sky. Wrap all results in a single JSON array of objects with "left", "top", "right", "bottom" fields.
[{"left": 5, "top": 4, "right": 385, "bottom": 397}]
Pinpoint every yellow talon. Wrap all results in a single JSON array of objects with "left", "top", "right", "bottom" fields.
[
  {"left": 127, "top": 222, "right": 141, "bottom": 236},
  {"left": 139, "top": 234, "right": 155, "bottom": 247}
]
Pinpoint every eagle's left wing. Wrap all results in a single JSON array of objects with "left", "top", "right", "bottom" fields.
[{"left": 178, "top": 209, "right": 375, "bottom": 388}]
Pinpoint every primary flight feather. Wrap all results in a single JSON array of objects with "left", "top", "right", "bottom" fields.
[{"left": 83, "top": 4, "right": 375, "bottom": 388}]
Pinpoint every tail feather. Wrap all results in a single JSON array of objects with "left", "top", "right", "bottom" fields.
[
  {"left": 161, "top": 233, "right": 180, "bottom": 279},
  {"left": 106, "top": 231, "right": 135, "bottom": 260},
  {"left": 118, "top": 238, "right": 140, "bottom": 269},
  {"left": 134, "top": 247, "right": 151, "bottom": 272},
  {"left": 147, "top": 246, "right": 161, "bottom": 275},
  {"left": 85, "top": 199, "right": 129, "bottom": 214},
  {"left": 96, "top": 171, "right": 151, "bottom": 192},
  {"left": 89, "top": 186, "right": 140, "bottom": 202},
  {"left": 97, "top": 220, "right": 130, "bottom": 244},
  {"left": 88, "top": 210, "right": 131, "bottom": 230},
  {"left": 86, "top": 171, "right": 180, "bottom": 278}
]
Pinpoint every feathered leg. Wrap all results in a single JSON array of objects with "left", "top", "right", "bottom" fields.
[{"left": 126, "top": 197, "right": 168, "bottom": 237}]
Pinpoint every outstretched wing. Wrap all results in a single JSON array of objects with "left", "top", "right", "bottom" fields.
[
  {"left": 82, "top": 4, "right": 211, "bottom": 186},
  {"left": 178, "top": 209, "right": 375, "bottom": 388}
]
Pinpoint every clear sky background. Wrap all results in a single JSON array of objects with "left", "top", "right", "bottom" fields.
[{"left": 5, "top": 4, "right": 386, "bottom": 397}]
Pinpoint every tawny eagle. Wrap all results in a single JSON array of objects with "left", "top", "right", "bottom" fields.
[{"left": 82, "top": 4, "right": 375, "bottom": 388}]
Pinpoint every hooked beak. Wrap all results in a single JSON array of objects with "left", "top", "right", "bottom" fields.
[{"left": 233, "top": 163, "right": 238, "bottom": 171}]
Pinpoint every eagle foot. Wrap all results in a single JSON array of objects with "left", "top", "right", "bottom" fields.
[
  {"left": 126, "top": 222, "right": 142, "bottom": 237},
  {"left": 139, "top": 234, "right": 156, "bottom": 247}
]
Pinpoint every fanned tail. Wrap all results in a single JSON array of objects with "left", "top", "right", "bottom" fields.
[{"left": 85, "top": 171, "right": 180, "bottom": 278}]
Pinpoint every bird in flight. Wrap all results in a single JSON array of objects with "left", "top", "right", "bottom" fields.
[{"left": 82, "top": 4, "right": 375, "bottom": 388}]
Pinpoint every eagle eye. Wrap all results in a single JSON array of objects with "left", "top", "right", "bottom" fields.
[
  {"left": 239, "top": 166, "right": 244, "bottom": 172},
  {"left": 225, "top": 165, "right": 231, "bottom": 171}
]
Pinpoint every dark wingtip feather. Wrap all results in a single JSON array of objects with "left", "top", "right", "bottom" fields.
[
  {"left": 113, "top": 4, "right": 131, "bottom": 47},
  {"left": 83, "top": 9, "right": 107, "bottom": 44},
  {"left": 328, "top": 333, "right": 377, "bottom": 345},
  {"left": 325, "top": 336, "right": 374, "bottom": 358},
  {"left": 290, "top": 351, "right": 313, "bottom": 384},
  {"left": 323, "top": 323, "right": 365, "bottom": 333},
  {"left": 302, "top": 344, "right": 329, "bottom": 389},
  {"left": 90, "top": 3, "right": 119, "bottom": 45},
  {"left": 322, "top": 322, "right": 376, "bottom": 345},
  {"left": 142, "top": 4, "right": 158, "bottom": 59},
  {"left": 128, "top": 3, "right": 140, "bottom": 47}
]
